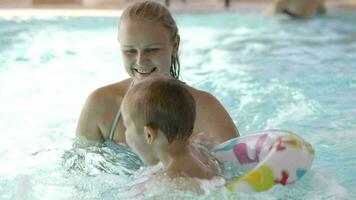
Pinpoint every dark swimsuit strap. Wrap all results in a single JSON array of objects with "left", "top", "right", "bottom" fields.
[{"left": 282, "top": 9, "right": 300, "bottom": 18}]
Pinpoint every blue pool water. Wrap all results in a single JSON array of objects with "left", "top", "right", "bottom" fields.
[{"left": 0, "top": 12, "right": 355, "bottom": 199}]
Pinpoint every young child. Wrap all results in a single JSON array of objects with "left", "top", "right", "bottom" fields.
[{"left": 120, "top": 75, "right": 224, "bottom": 195}]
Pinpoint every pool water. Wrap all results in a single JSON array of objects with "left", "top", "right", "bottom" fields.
[{"left": 0, "top": 12, "right": 355, "bottom": 199}]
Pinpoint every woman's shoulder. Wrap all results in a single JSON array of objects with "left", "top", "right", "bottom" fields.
[
  {"left": 85, "top": 78, "right": 132, "bottom": 109},
  {"left": 185, "top": 85, "right": 219, "bottom": 106}
]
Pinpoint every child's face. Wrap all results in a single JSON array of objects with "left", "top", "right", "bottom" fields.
[
  {"left": 119, "top": 19, "right": 177, "bottom": 81},
  {"left": 121, "top": 99, "right": 159, "bottom": 165}
]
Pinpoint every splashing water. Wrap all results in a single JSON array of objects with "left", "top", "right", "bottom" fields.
[{"left": 1, "top": 12, "right": 356, "bottom": 199}]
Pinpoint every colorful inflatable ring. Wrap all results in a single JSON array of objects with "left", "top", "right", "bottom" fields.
[{"left": 212, "top": 130, "right": 314, "bottom": 193}]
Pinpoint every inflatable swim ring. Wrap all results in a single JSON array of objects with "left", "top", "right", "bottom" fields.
[{"left": 212, "top": 130, "right": 314, "bottom": 193}]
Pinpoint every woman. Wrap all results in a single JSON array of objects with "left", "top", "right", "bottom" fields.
[
  {"left": 75, "top": 1, "right": 239, "bottom": 147},
  {"left": 265, "top": 0, "right": 326, "bottom": 19}
]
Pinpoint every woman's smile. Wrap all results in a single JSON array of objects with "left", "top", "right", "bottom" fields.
[{"left": 133, "top": 67, "right": 158, "bottom": 78}]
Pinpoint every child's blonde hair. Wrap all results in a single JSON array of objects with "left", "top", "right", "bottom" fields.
[
  {"left": 120, "top": 0, "right": 181, "bottom": 79},
  {"left": 124, "top": 76, "right": 195, "bottom": 143}
]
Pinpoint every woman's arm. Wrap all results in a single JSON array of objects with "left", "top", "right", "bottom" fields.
[
  {"left": 194, "top": 91, "right": 239, "bottom": 143},
  {"left": 75, "top": 89, "right": 105, "bottom": 147},
  {"left": 264, "top": 0, "right": 288, "bottom": 14},
  {"left": 317, "top": 0, "right": 326, "bottom": 14},
  {"left": 205, "top": 93, "right": 240, "bottom": 142},
  {"left": 302, "top": 0, "right": 320, "bottom": 18}
]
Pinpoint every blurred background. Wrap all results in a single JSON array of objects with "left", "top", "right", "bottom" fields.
[{"left": 0, "top": 0, "right": 356, "bottom": 13}]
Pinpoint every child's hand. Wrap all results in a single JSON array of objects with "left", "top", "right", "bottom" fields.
[{"left": 189, "top": 132, "right": 219, "bottom": 151}]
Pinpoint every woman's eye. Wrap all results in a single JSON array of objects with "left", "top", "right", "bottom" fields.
[
  {"left": 146, "top": 48, "right": 158, "bottom": 53},
  {"left": 124, "top": 49, "right": 136, "bottom": 55}
]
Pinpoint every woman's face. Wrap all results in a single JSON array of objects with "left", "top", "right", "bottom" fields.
[{"left": 119, "top": 19, "right": 178, "bottom": 81}]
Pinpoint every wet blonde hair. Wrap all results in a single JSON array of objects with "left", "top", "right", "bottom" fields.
[{"left": 120, "top": 0, "right": 181, "bottom": 79}]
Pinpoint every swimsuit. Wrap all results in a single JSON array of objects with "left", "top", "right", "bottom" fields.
[
  {"left": 108, "top": 80, "right": 135, "bottom": 141},
  {"left": 108, "top": 106, "right": 122, "bottom": 140},
  {"left": 282, "top": 9, "right": 300, "bottom": 18},
  {"left": 282, "top": 6, "right": 325, "bottom": 19}
]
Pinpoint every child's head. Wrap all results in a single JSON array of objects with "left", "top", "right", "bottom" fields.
[
  {"left": 121, "top": 75, "right": 196, "bottom": 165},
  {"left": 118, "top": 0, "right": 180, "bottom": 81}
]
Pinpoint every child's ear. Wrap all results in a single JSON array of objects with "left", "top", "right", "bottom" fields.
[{"left": 144, "top": 125, "right": 157, "bottom": 145}]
